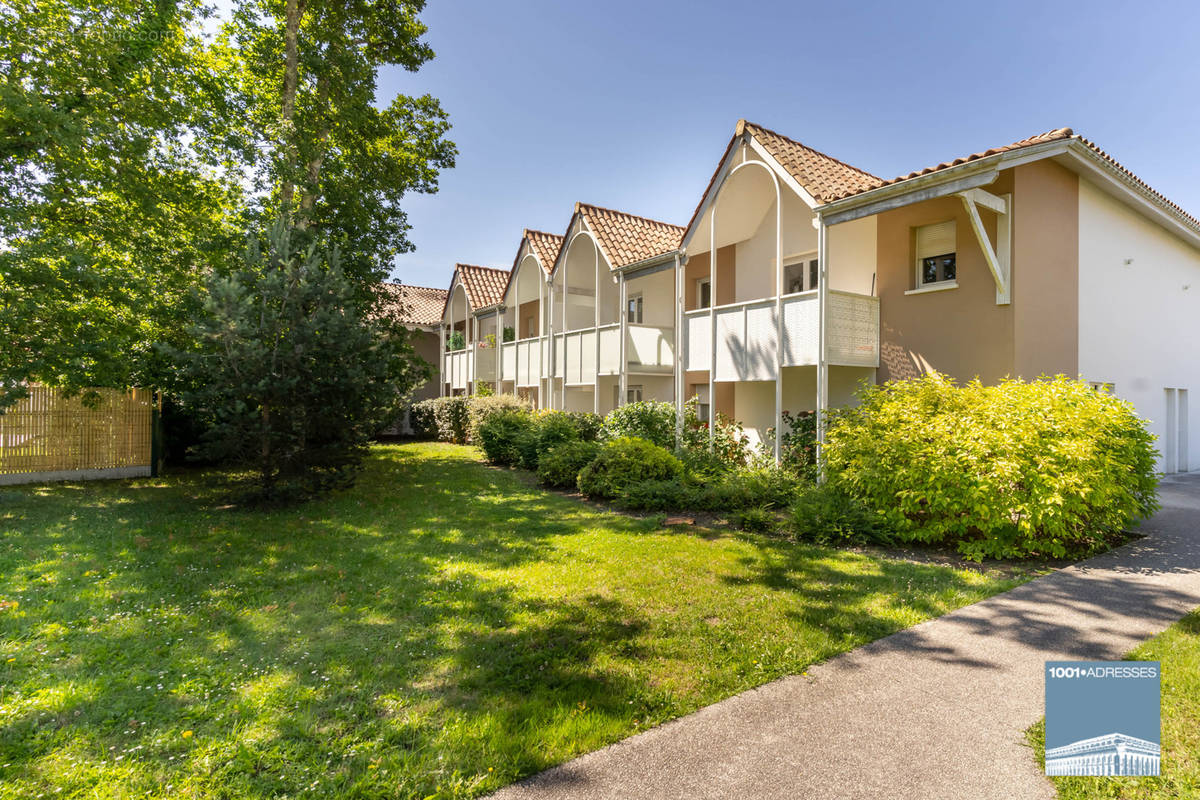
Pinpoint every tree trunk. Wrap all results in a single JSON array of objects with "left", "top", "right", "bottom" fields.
[{"left": 278, "top": 0, "right": 303, "bottom": 213}]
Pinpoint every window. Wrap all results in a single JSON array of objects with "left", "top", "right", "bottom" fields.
[
  {"left": 627, "top": 385, "right": 643, "bottom": 404},
  {"left": 784, "top": 253, "right": 819, "bottom": 294},
  {"left": 627, "top": 294, "right": 644, "bottom": 324},
  {"left": 524, "top": 315, "right": 536, "bottom": 338},
  {"left": 696, "top": 278, "right": 711, "bottom": 309},
  {"left": 915, "top": 220, "right": 957, "bottom": 288}
]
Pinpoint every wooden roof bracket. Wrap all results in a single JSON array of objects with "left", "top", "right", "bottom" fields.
[{"left": 957, "top": 188, "right": 1011, "bottom": 305}]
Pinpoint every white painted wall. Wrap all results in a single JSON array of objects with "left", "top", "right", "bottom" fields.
[
  {"left": 733, "top": 188, "right": 819, "bottom": 303},
  {"left": 1078, "top": 178, "right": 1200, "bottom": 472},
  {"left": 828, "top": 215, "right": 878, "bottom": 295},
  {"left": 625, "top": 267, "right": 675, "bottom": 328},
  {"left": 732, "top": 366, "right": 875, "bottom": 448}
]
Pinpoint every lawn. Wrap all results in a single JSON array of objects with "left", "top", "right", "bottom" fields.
[
  {"left": 1029, "top": 608, "right": 1200, "bottom": 799},
  {"left": 1, "top": 442, "right": 1028, "bottom": 799}
]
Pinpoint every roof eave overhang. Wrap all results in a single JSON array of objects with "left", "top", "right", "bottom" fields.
[
  {"left": 615, "top": 249, "right": 680, "bottom": 277},
  {"left": 1059, "top": 140, "right": 1200, "bottom": 250},
  {"left": 815, "top": 139, "right": 1071, "bottom": 226}
]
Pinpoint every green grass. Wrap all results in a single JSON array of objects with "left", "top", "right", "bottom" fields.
[
  {"left": 1029, "top": 609, "right": 1200, "bottom": 799},
  {"left": 0, "top": 442, "right": 1027, "bottom": 799}
]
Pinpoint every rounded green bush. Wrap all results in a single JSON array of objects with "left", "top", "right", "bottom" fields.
[
  {"left": 537, "top": 440, "right": 600, "bottom": 488},
  {"left": 789, "top": 484, "right": 890, "bottom": 545},
  {"left": 577, "top": 436, "right": 683, "bottom": 499},
  {"left": 824, "top": 373, "right": 1159, "bottom": 560},
  {"left": 601, "top": 401, "right": 677, "bottom": 450},
  {"left": 476, "top": 409, "right": 535, "bottom": 467}
]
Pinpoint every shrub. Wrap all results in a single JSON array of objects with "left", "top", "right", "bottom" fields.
[
  {"left": 476, "top": 409, "right": 535, "bottom": 467},
  {"left": 466, "top": 393, "right": 529, "bottom": 443},
  {"left": 537, "top": 440, "right": 600, "bottom": 488},
  {"left": 825, "top": 373, "right": 1159, "bottom": 560},
  {"left": 617, "top": 479, "right": 693, "bottom": 511},
  {"left": 789, "top": 484, "right": 892, "bottom": 545},
  {"left": 564, "top": 411, "right": 602, "bottom": 442},
  {"left": 577, "top": 437, "right": 683, "bottom": 499},
  {"left": 678, "top": 399, "right": 751, "bottom": 468},
  {"left": 733, "top": 507, "right": 779, "bottom": 534},
  {"left": 762, "top": 410, "right": 817, "bottom": 478},
  {"left": 409, "top": 400, "right": 437, "bottom": 439},
  {"left": 601, "top": 401, "right": 677, "bottom": 450},
  {"left": 424, "top": 396, "right": 470, "bottom": 444},
  {"left": 517, "top": 411, "right": 579, "bottom": 470}
]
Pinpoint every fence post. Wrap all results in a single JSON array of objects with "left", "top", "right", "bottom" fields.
[{"left": 150, "top": 393, "right": 162, "bottom": 478}]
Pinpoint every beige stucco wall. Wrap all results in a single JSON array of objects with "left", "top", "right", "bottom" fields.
[
  {"left": 684, "top": 246, "right": 736, "bottom": 311},
  {"left": 410, "top": 329, "right": 441, "bottom": 403},
  {"left": 875, "top": 162, "right": 1079, "bottom": 385}
]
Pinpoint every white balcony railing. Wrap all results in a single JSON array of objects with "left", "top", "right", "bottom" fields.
[
  {"left": 627, "top": 324, "right": 674, "bottom": 370},
  {"left": 445, "top": 348, "right": 473, "bottom": 390},
  {"left": 683, "top": 290, "right": 878, "bottom": 380},
  {"left": 499, "top": 337, "right": 547, "bottom": 387}
]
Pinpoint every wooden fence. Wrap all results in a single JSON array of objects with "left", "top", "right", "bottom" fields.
[{"left": 0, "top": 386, "right": 156, "bottom": 485}]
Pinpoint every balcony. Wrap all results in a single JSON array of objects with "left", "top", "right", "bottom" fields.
[
  {"left": 683, "top": 289, "right": 879, "bottom": 380},
  {"left": 500, "top": 337, "right": 548, "bottom": 387},
  {"left": 552, "top": 324, "right": 676, "bottom": 386},
  {"left": 445, "top": 348, "right": 473, "bottom": 390}
]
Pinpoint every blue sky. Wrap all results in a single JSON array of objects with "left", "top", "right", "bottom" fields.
[{"left": 383, "top": 0, "right": 1200, "bottom": 288}]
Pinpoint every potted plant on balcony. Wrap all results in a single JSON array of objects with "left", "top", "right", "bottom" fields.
[{"left": 446, "top": 331, "right": 465, "bottom": 351}]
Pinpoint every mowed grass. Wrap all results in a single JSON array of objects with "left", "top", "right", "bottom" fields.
[
  {"left": 1, "top": 442, "right": 1026, "bottom": 799},
  {"left": 1029, "top": 608, "right": 1200, "bottom": 799}
]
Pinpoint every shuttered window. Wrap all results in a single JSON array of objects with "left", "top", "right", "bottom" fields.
[{"left": 915, "top": 220, "right": 957, "bottom": 287}]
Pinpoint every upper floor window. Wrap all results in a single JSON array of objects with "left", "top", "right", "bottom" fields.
[
  {"left": 915, "top": 220, "right": 957, "bottom": 288},
  {"left": 696, "top": 278, "right": 712, "bottom": 309},
  {"left": 785, "top": 254, "right": 819, "bottom": 294},
  {"left": 627, "top": 294, "right": 644, "bottom": 324}
]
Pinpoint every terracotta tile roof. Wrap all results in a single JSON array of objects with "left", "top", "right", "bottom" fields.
[
  {"left": 456, "top": 263, "right": 510, "bottom": 309},
  {"left": 379, "top": 282, "right": 448, "bottom": 328},
  {"left": 524, "top": 229, "right": 563, "bottom": 273},
  {"left": 1072, "top": 132, "right": 1200, "bottom": 231},
  {"left": 825, "top": 127, "right": 1075, "bottom": 201},
  {"left": 576, "top": 203, "right": 684, "bottom": 269},
  {"left": 741, "top": 121, "right": 883, "bottom": 203}
]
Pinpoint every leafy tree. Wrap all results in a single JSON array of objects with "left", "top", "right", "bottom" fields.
[
  {"left": 220, "top": 0, "right": 456, "bottom": 285},
  {"left": 175, "top": 220, "right": 429, "bottom": 500},
  {"left": 0, "top": 0, "right": 245, "bottom": 407}
]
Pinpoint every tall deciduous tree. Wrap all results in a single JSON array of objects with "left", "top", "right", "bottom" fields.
[
  {"left": 222, "top": 0, "right": 456, "bottom": 287},
  {"left": 0, "top": 0, "right": 245, "bottom": 406}
]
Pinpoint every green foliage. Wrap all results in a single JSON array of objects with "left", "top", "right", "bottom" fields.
[
  {"left": 677, "top": 399, "right": 751, "bottom": 469},
  {"left": 502, "top": 326, "right": 516, "bottom": 343},
  {"left": 565, "top": 411, "right": 603, "bottom": 442},
  {"left": 415, "top": 396, "right": 470, "bottom": 444},
  {"left": 0, "top": 0, "right": 245, "bottom": 404},
  {"left": 173, "top": 221, "right": 423, "bottom": 500},
  {"left": 789, "top": 484, "right": 893, "bottom": 546},
  {"left": 825, "top": 373, "right": 1160, "bottom": 560},
  {"left": 466, "top": 393, "right": 529, "bottom": 443},
  {"left": 220, "top": 0, "right": 456, "bottom": 282},
  {"left": 409, "top": 399, "right": 437, "bottom": 439},
  {"left": 733, "top": 507, "right": 779, "bottom": 534},
  {"left": 446, "top": 331, "right": 466, "bottom": 351},
  {"left": 762, "top": 410, "right": 818, "bottom": 478},
  {"left": 617, "top": 479, "right": 692, "bottom": 511},
  {"left": 618, "top": 464, "right": 802, "bottom": 514},
  {"left": 537, "top": 440, "right": 601, "bottom": 488},
  {"left": 476, "top": 410, "right": 535, "bottom": 467},
  {"left": 601, "top": 400, "right": 677, "bottom": 450},
  {"left": 577, "top": 437, "right": 683, "bottom": 499}
]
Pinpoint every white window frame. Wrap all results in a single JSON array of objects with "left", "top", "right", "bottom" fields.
[
  {"left": 912, "top": 220, "right": 958, "bottom": 292},
  {"left": 696, "top": 277, "right": 711, "bottom": 309},
  {"left": 783, "top": 251, "right": 819, "bottom": 295},
  {"left": 626, "top": 385, "right": 643, "bottom": 404},
  {"left": 627, "top": 293, "right": 644, "bottom": 324}
]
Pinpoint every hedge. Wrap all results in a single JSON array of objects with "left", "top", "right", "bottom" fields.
[
  {"left": 577, "top": 437, "right": 683, "bottom": 499},
  {"left": 825, "top": 373, "right": 1159, "bottom": 560}
]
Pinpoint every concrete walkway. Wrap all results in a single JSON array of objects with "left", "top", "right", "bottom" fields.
[{"left": 491, "top": 474, "right": 1200, "bottom": 800}]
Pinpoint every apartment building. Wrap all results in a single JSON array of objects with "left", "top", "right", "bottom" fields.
[{"left": 438, "top": 120, "right": 1200, "bottom": 472}]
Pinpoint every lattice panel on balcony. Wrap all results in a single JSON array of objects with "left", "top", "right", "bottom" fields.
[
  {"left": 782, "top": 294, "right": 819, "bottom": 366},
  {"left": 827, "top": 292, "right": 880, "bottom": 367}
]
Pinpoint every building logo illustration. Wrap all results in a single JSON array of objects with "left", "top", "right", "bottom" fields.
[{"left": 1044, "top": 661, "right": 1161, "bottom": 777}]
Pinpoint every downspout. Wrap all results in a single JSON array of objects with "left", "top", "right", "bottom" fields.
[
  {"left": 618, "top": 271, "right": 628, "bottom": 407},
  {"left": 773, "top": 175, "right": 783, "bottom": 466},
  {"left": 708, "top": 203, "right": 717, "bottom": 450},
  {"left": 593, "top": 241, "right": 600, "bottom": 415}
]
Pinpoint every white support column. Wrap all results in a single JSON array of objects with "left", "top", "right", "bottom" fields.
[
  {"left": 494, "top": 312, "right": 501, "bottom": 395},
  {"left": 560, "top": 252, "right": 568, "bottom": 410},
  {"left": 674, "top": 252, "right": 683, "bottom": 448},
  {"left": 593, "top": 243, "right": 600, "bottom": 416},
  {"left": 708, "top": 204, "right": 717, "bottom": 450},
  {"left": 816, "top": 214, "right": 829, "bottom": 482},
  {"left": 772, "top": 175, "right": 783, "bottom": 465},
  {"left": 438, "top": 323, "right": 445, "bottom": 397},
  {"left": 515, "top": 264, "right": 522, "bottom": 396},
  {"left": 618, "top": 271, "right": 628, "bottom": 407}
]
